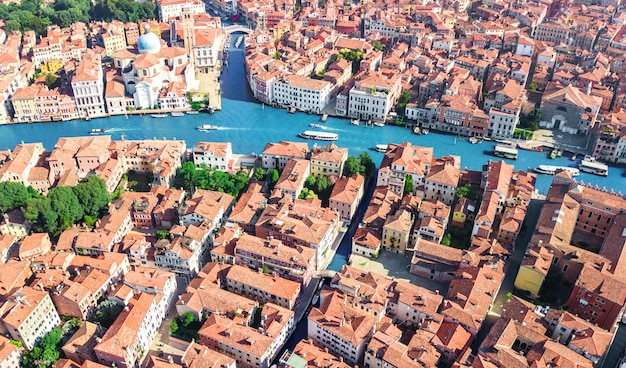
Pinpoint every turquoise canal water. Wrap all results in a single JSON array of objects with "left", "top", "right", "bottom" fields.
[{"left": 0, "top": 34, "right": 624, "bottom": 194}]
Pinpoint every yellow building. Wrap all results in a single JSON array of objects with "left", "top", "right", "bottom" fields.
[
  {"left": 102, "top": 30, "right": 127, "bottom": 57},
  {"left": 41, "top": 59, "right": 61, "bottom": 74},
  {"left": 310, "top": 144, "right": 348, "bottom": 177},
  {"left": 382, "top": 208, "right": 413, "bottom": 253},
  {"left": 513, "top": 244, "right": 553, "bottom": 297},
  {"left": 452, "top": 197, "right": 475, "bottom": 225},
  {"left": 11, "top": 85, "right": 42, "bottom": 122}
]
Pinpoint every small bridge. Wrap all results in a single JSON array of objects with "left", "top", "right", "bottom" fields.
[
  {"left": 223, "top": 25, "right": 253, "bottom": 34},
  {"left": 316, "top": 270, "right": 337, "bottom": 279}
]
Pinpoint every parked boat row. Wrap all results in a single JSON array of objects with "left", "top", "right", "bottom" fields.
[
  {"left": 579, "top": 156, "right": 608, "bottom": 176},
  {"left": 534, "top": 165, "right": 580, "bottom": 176},
  {"left": 493, "top": 144, "right": 519, "bottom": 159},
  {"left": 299, "top": 130, "right": 338, "bottom": 141}
]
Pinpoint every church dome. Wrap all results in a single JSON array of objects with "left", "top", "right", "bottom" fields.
[{"left": 138, "top": 26, "right": 161, "bottom": 54}]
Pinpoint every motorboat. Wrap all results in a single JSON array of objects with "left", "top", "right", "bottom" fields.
[
  {"left": 89, "top": 128, "right": 106, "bottom": 134},
  {"left": 151, "top": 114, "right": 168, "bottom": 118},
  {"left": 197, "top": 125, "right": 219, "bottom": 131},
  {"left": 299, "top": 130, "right": 338, "bottom": 141}
]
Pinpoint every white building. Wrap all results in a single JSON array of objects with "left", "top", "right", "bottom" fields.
[
  {"left": 272, "top": 75, "right": 331, "bottom": 114},
  {"left": 192, "top": 142, "right": 233, "bottom": 170},
  {"left": 157, "top": 0, "right": 206, "bottom": 22},
  {"left": 154, "top": 236, "right": 203, "bottom": 277},
  {"left": 71, "top": 50, "right": 106, "bottom": 119},
  {"left": 0, "top": 287, "right": 61, "bottom": 350},
  {"left": 348, "top": 72, "right": 401, "bottom": 121},
  {"left": 112, "top": 26, "right": 198, "bottom": 110},
  {"left": 95, "top": 293, "right": 160, "bottom": 368},
  {"left": 308, "top": 290, "right": 377, "bottom": 365},
  {"left": 194, "top": 28, "right": 224, "bottom": 73}
]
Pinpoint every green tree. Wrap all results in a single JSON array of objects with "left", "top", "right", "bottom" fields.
[
  {"left": 343, "top": 156, "right": 364, "bottom": 177},
  {"left": 269, "top": 168, "right": 280, "bottom": 184},
  {"left": 24, "top": 197, "right": 59, "bottom": 235},
  {"left": 73, "top": 176, "right": 110, "bottom": 218},
  {"left": 403, "top": 175, "right": 413, "bottom": 195},
  {"left": 441, "top": 233, "right": 452, "bottom": 246},
  {"left": 182, "top": 312, "right": 195, "bottom": 327},
  {"left": 371, "top": 40, "right": 385, "bottom": 51},
  {"left": 272, "top": 51, "right": 281, "bottom": 60},
  {"left": 47, "top": 186, "right": 84, "bottom": 234},
  {"left": 298, "top": 187, "right": 318, "bottom": 200},
  {"left": 175, "top": 161, "right": 197, "bottom": 192},
  {"left": 93, "top": 300, "right": 123, "bottom": 328},
  {"left": 156, "top": 229, "right": 169, "bottom": 239},
  {"left": 252, "top": 168, "right": 266, "bottom": 181},
  {"left": 358, "top": 152, "right": 376, "bottom": 181},
  {"left": 21, "top": 327, "right": 63, "bottom": 368},
  {"left": 170, "top": 317, "right": 179, "bottom": 334},
  {"left": 456, "top": 183, "right": 471, "bottom": 199},
  {"left": 44, "top": 73, "right": 60, "bottom": 89},
  {"left": 0, "top": 182, "right": 39, "bottom": 213},
  {"left": 395, "top": 91, "right": 411, "bottom": 117},
  {"left": 528, "top": 82, "right": 538, "bottom": 92}
]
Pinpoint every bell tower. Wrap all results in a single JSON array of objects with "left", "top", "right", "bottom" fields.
[{"left": 182, "top": 5, "right": 196, "bottom": 65}]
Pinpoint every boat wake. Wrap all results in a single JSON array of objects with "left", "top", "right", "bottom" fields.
[{"left": 215, "top": 127, "right": 249, "bottom": 131}]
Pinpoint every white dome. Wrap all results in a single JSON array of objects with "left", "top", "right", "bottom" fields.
[{"left": 138, "top": 29, "right": 161, "bottom": 54}]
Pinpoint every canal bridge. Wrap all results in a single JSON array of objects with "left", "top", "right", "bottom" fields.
[{"left": 223, "top": 25, "right": 253, "bottom": 34}]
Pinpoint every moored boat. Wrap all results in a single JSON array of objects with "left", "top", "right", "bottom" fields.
[
  {"left": 186, "top": 110, "right": 199, "bottom": 115},
  {"left": 375, "top": 144, "right": 388, "bottom": 152},
  {"left": 494, "top": 144, "right": 518, "bottom": 159},
  {"left": 413, "top": 127, "right": 421, "bottom": 134},
  {"left": 89, "top": 128, "right": 106, "bottom": 134},
  {"left": 579, "top": 156, "right": 608, "bottom": 176},
  {"left": 197, "top": 124, "right": 219, "bottom": 131},
  {"left": 422, "top": 128, "right": 429, "bottom": 135},
  {"left": 517, "top": 142, "right": 544, "bottom": 152},
  {"left": 374, "top": 122, "right": 385, "bottom": 127},
  {"left": 351, "top": 119, "right": 360, "bottom": 126},
  {"left": 171, "top": 112, "right": 185, "bottom": 117},
  {"left": 299, "top": 130, "right": 338, "bottom": 141},
  {"left": 469, "top": 137, "right": 482, "bottom": 144},
  {"left": 151, "top": 114, "right": 168, "bottom": 118},
  {"left": 534, "top": 165, "right": 580, "bottom": 176}
]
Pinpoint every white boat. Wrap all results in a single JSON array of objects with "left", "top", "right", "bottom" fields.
[
  {"left": 299, "top": 130, "right": 338, "bottom": 141},
  {"left": 534, "top": 165, "right": 580, "bottom": 176},
  {"left": 469, "top": 137, "right": 482, "bottom": 144},
  {"left": 579, "top": 156, "right": 608, "bottom": 176},
  {"left": 186, "top": 110, "right": 200, "bottom": 115},
  {"left": 494, "top": 144, "right": 518, "bottom": 159},
  {"left": 197, "top": 124, "right": 219, "bottom": 131},
  {"left": 422, "top": 128, "right": 429, "bottom": 135},
  {"left": 413, "top": 127, "right": 421, "bottom": 134},
  {"left": 375, "top": 144, "right": 388, "bottom": 152},
  {"left": 151, "top": 114, "right": 168, "bottom": 118},
  {"left": 374, "top": 122, "right": 385, "bottom": 127},
  {"left": 310, "top": 123, "right": 324, "bottom": 129},
  {"left": 351, "top": 119, "right": 360, "bottom": 126},
  {"left": 171, "top": 112, "right": 185, "bottom": 117},
  {"left": 89, "top": 128, "right": 106, "bottom": 134}
]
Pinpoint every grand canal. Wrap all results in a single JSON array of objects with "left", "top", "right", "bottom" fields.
[{"left": 0, "top": 35, "right": 624, "bottom": 195}]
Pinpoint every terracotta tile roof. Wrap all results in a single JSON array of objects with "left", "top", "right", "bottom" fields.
[
  {"left": 308, "top": 290, "right": 377, "bottom": 347},
  {"left": 433, "top": 320, "right": 471, "bottom": 356},
  {"left": 179, "top": 283, "right": 257, "bottom": 318},
  {"left": 353, "top": 227, "right": 381, "bottom": 249},
  {"left": 199, "top": 303, "right": 293, "bottom": 358},
  {"left": 262, "top": 141, "right": 308, "bottom": 158},
  {"left": 234, "top": 234, "right": 315, "bottom": 270},
  {"left": 182, "top": 342, "right": 237, "bottom": 368},
  {"left": 226, "top": 264, "right": 300, "bottom": 301},
  {"left": 330, "top": 174, "right": 364, "bottom": 205},
  {"left": 574, "top": 264, "right": 626, "bottom": 306},
  {"left": 95, "top": 292, "right": 155, "bottom": 359},
  {"left": 2, "top": 286, "right": 51, "bottom": 327},
  {"left": 291, "top": 339, "right": 352, "bottom": 368}
]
